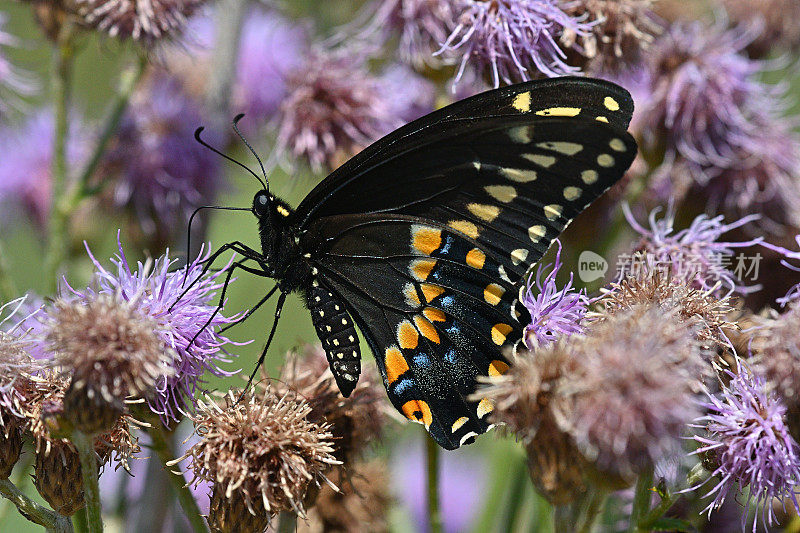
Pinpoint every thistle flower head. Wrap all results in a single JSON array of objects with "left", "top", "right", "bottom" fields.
[
  {"left": 438, "top": 0, "right": 591, "bottom": 88},
  {"left": 624, "top": 204, "right": 761, "bottom": 295},
  {"left": 565, "top": 305, "right": 704, "bottom": 478},
  {"left": 362, "top": 0, "right": 457, "bottom": 68},
  {"left": 104, "top": 75, "right": 220, "bottom": 238},
  {"left": 44, "top": 294, "right": 174, "bottom": 433},
  {"left": 69, "top": 236, "right": 239, "bottom": 424},
  {"left": 277, "top": 344, "right": 388, "bottom": 463},
  {"left": 560, "top": 0, "right": 662, "bottom": 73},
  {"left": 0, "top": 298, "right": 42, "bottom": 423},
  {"left": 722, "top": 0, "right": 800, "bottom": 56},
  {"left": 379, "top": 64, "right": 437, "bottom": 124},
  {"left": 0, "top": 111, "right": 89, "bottom": 227},
  {"left": 521, "top": 241, "right": 590, "bottom": 350},
  {"left": 761, "top": 235, "right": 800, "bottom": 306},
  {"left": 691, "top": 363, "right": 800, "bottom": 530},
  {"left": 69, "top": 0, "right": 206, "bottom": 43},
  {"left": 277, "top": 48, "right": 400, "bottom": 172},
  {"left": 233, "top": 9, "right": 308, "bottom": 127},
  {"left": 182, "top": 389, "right": 339, "bottom": 526}
]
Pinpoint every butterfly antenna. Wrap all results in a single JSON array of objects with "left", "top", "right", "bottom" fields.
[
  {"left": 194, "top": 126, "right": 267, "bottom": 190},
  {"left": 232, "top": 114, "right": 270, "bottom": 193},
  {"left": 181, "top": 205, "right": 251, "bottom": 288}
]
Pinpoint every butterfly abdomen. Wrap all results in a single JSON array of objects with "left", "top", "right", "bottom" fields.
[{"left": 306, "top": 284, "right": 361, "bottom": 397}]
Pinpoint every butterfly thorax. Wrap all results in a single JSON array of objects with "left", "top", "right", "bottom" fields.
[{"left": 256, "top": 194, "right": 311, "bottom": 292}]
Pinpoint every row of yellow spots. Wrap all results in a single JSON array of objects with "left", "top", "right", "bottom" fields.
[{"left": 510, "top": 88, "right": 621, "bottom": 123}]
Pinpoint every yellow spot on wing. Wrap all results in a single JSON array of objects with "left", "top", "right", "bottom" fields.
[
  {"left": 423, "top": 307, "right": 446, "bottom": 322},
  {"left": 477, "top": 398, "right": 494, "bottom": 418},
  {"left": 563, "top": 186, "right": 582, "bottom": 201},
  {"left": 596, "top": 116, "right": 609, "bottom": 123},
  {"left": 604, "top": 96, "right": 620, "bottom": 111},
  {"left": 544, "top": 204, "right": 563, "bottom": 220},
  {"left": 385, "top": 347, "right": 409, "bottom": 384},
  {"left": 581, "top": 169, "right": 598, "bottom": 184},
  {"left": 528, "top": 224, "right": 546, "bottom": 242},
  {"left": 609, "top": 138, "right": 626, "bottom": 152},
  {"left": 501, "top": 168, "right": 538, "bottom": 183},
  {"left": 421, "top": 284, "right": 445, "bottom": 302},
  {"left": 535, "top": 107, "right": 581, "bottom": 117},
  {"left": 404, "top": 283, "right": 421, "bottom": 306},
  {"left": 489, "top": 360, "right": 510, "bottom": 376},
  {"left": 451, "top": 417, "right": 469, "bottom": 433},
  {"left": 412, "top": 226, "right": 442, "bottom": 255},
  {"left": 448, "top": 220, "right": 479, "bottom": 239},
  {"left": 485, "top": 185, "right": 517, "bottom": 203},
  {"left": 508, "top": 126, "right": 532, "bottom": 144},
  {"left": 522, "top": 153, "right": 557, "bottom": 168},
  {"left": 402, "top": 400, "right": 433, "bottom": 428},
  {"left": 597, "top": 154, "right": 615, "bottom": 168},
  {"left": 491, "top": 323, "right": 513, "bottom": 345},
  {"left": 411, "top": 259, "right": 436, "bottom": 281},
  {"left": 511, "top": 248, "right": 528, "bottom": 265},
  {"left": 397, "top": 320, "right": 419, "bottom": 349},
  {"left": 414, "top": 315, "right": 440, "bottom": 344},
  {"left": 466, "top": 248, "right": 486, "bottom": 269},
  {"left": 536, "top": 142, "right": 583, "bottom": 156},
  {"left": 512, "top": 91, "right": 531, "bottom": 112},
  {"left": 484, "top": 283, "right": 505, "bottom": 305},
  {"left": 467, "top": 203, "right": 500, "bottom": 222}
]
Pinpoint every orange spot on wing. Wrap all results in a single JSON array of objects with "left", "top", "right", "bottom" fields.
[
  {"left": 385, "top": 347, "right": 409, "bottom": 384},
  {"left": 404, "top": 284, "right": 421, "bottom": 306},
  {"left": 491, "top": 323, "right": 513, "bottom": 345},
  {"left": 466, "top": 248, "right": 486, "bottom": 269},
  {"left": 411, "top": 259, "right": 436, "bottom": 281},
  {"left": 477, "top": 398, "right": 494, "bottom": 418},
  {"left": 488, "top": 360, "right": 510, "bottom": 376},
  {"left": 448, "top": 220, "right": 479, "bottom": 239},
  {"left": 397, "top": 320, "right": 419, "bottom": 349},
  {"left": 412, "top": 227, "right": 442, "bottom": 255},
  {"left": 423, "top": 307, "right": 446, "bottom": 322},
  {"left": 484, "top": 283, "right": 505, "bottom": 305},
  {"left": 401, "top": 400, "right": 433, "bottom": 428},
  {"left": 421, "top": 284, "right": 444, "bottom": 302},
  {"left": 414, "top": 315, "right": 440, "bottom": 344}
]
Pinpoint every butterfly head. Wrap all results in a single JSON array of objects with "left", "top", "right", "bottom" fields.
[{"left": 252, "top": 190, "right": 296, "bottom": 270}]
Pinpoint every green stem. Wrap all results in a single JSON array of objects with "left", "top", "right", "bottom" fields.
[
  {"left": 426, "top": 437, "right": 443, "bottom": 533},
  {"left": 628, "top": 468, "right": 654, "bottom": 533},
  {"left": 276, "top": 511, "right": 297, "bottom": 533},
  {"left": 553, "top": 503, "right": 572, "bottom": 532},
  {"left": 576, "top": 489, "right": 606, "bottom": 533},
  {"left": 43, "top": 23, "right": 74, "bottom": 292},
  {"left": 639, "top": 463, "right": 708, "bottom": 529},
  {"left": 501, "top": 462, "right": 528, "bottom": 532},
  {"left": 71, "top": 431, "right": 102, "bottom": 532},
  {"left": 0, "top": 240, "right": 18, "bottom": 302},
  {"left": 147, "top": 424, "right": 209, "bottom": 533},
  {"left": 0, "top": 478, "right": 73, "bottom": 532}
]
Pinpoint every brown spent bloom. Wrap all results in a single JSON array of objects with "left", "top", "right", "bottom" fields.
[
  {"left": 0, "top": 329, "right": 39, "bottom": 477},
  {"left": 562, "top": 305, "right": 705, "bottom": 478},
  {"left": 561, "top": 0, "right": 662, "bottom": 72},
  {"left": 753, "top": 303, "right": 800, "bottom": 440},
  {"left": 65, "top": 0, "right": 205, "bottom": 43},
  {"left": 591, "top": 254, "right": 736, "bottom": 353},
  {"left": 34, "top": 440, "right": 85, "bottom": 516},
  {"left": 182, "top": 389, "right": 340, "bottom": 529},
  {"left": 45, "top": 295, "right": 173, "bottom": 433},
  {"left": 277, "top": 344, "right": 388, "bottom": 463},
  {"left": 721, "top": 0, "right": 800, "bottom": 57},
  {"left": 299, "top": 459, "right": 392, "bottom": 533}
]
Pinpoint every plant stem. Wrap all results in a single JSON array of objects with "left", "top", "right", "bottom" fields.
[
  {"left": 71, "top": 431, "right": 102, "bottom": 532},
  {"left": 0, "top": 240, "right": 18, "bottom": 302},
  {"left": 204, "top": 0, "right": 248, "bottom": 132},
  {"left": 628, "top": 468, "right": 654, "bottom": 533},
  {"left": 147, "top": 423, "right": 209, "bottom": 533},
  {"left": 426, "top": 437, "right": 443, "bottom": 533},
  {"left": 276, "top": 511, "right": 297, "bottom": 533},
  {"left": 577, "top": 489, "right": 607, "bottom": 533},
  {"left": 43, "top": 22, "right": 74, "bottom": 292},
  {"left": 639, "top": 463, "right": 708, "bottom": 529},
  {"left": 0, "top": 478, "right": 73, "bottom": 532}
]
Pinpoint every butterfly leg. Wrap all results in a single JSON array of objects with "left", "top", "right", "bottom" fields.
[
  {"left": 185, "top": 257, "right": 269, "bottom": 349},
  {"left": 241, "top": 291, "right": 288, "bottom": 397},
  {"left": 218, "top": 284, "right": 279, "bottom": 334}
]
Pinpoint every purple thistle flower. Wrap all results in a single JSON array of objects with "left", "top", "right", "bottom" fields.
[
  {"left": 104, "top": 75, "right": 221, "bottom": 238},
  {"left": 0, "top": 15, "right": 36, "bottom": 119},
  {"left": 438, "top": 0, "right": 591, "bottom": 88},
  {"left": 690, "top": 363, "right": 800, "bottom": 530},
  {"left": 233, "top": 9, "right": 308, "bottom": 128},
  {"left": 0, "top": 110, "right": 89, "bottom": 227},
  {"left": 0, "top": 297, "right": 41, "bottom": 419},
  {"left": 361, "top": 0, "right": 458, "bottom": 68},
  {"left": 521, "top": 241, "right": 589, "bottom": 350},
  {"left": 378, "top": 64, "right": 437, "bottom": 124},
  {"left": 761, "top": 235, "right": 800, "bottom": 306},
  {"left": 277, "top": 48, "right": 402, "bottom": 172},
  {"left": 624, "top": 203, "right": 762, "bottom": 295},
  {"left": 68, "top": 235, "right": 240, "bottom": 424}
]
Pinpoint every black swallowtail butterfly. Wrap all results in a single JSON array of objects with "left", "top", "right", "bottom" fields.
[{"left": 191, "top": 76, "right": 637, "bottom": 450}]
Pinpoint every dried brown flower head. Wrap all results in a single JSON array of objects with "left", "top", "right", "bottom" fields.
[
  {"left": 183, "top": 389, "right": 340, "bottom": 529},
  {"left": 591, "top": 254, "right": 736, "bottom": 351},
  {"left": 563, "top": 305, "right": 705, "bottom": 479},
  {"left": 277, "top": 344, "right": 388, "bottom": 463},
  {"left": 33, "top": 440, "right": 85, "bottom": 515},
  {"left": 722, "top": 0, "right": 800, "bottom": 57},
  {"left": 299, "top": 459, "right": 392, "bottom": 533},
  {"left": 0, "top": 329, "right": 39, "bottom": 477},
  {"left": 45, "top": 295, "right": 172, "bottom": 433},
  {"left": 562, "top": 0, "right": 662, "bottom": 72},
  {"left": 66, "top": 0, "right": 206, "bottom": 43}
]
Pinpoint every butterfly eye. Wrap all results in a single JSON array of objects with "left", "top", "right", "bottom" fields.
[{"left": 252, "top": 191, "right": 270, "bottom": 217}]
